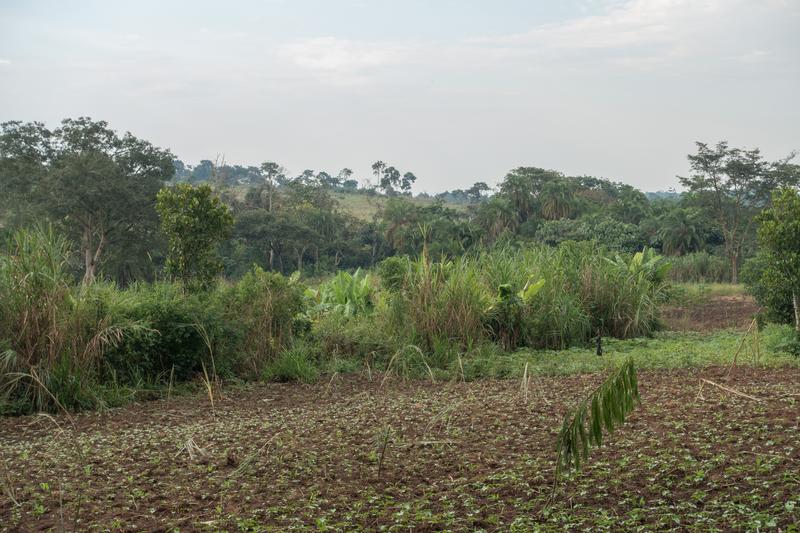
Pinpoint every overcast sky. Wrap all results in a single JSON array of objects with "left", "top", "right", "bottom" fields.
[{"left": 1, "top": 0, "right": 798, "bottom": 192}]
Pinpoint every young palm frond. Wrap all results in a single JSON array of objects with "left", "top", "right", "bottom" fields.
[{"left": 554, "top": 358, "right": 640, "bottom": 481}]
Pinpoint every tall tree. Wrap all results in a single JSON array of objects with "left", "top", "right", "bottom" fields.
[
  {"left": 540, "top": 180, "right": 576, "bottom": 220},
  {"left": 680, "top": 141, "right": 799, "bottom": 283},
  {"left": 0, "top": 118, "right": 174, "bottom": 283},
  {"left": 401, "top": 172, "right": 417, "bottom": 193},
  {"left": 499, "top": 167, "right": 562, "bottom": 222},
  {"left": 156, "top": 183, "right": 233, "bottom": 289}
]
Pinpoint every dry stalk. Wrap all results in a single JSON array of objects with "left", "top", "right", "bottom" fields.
[{"left": 699, "top": 378, "right": 762, "bottom": 402}]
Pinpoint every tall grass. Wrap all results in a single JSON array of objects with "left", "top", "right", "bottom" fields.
[
  {"left": 667, "top": 252, "right": 730, "bottom": 283},
  {"left": 373, "top": 242, "right": 670, "bottom": 358},
  {"left": 0, "top": 227, "right": 135, "bottom": 412}
]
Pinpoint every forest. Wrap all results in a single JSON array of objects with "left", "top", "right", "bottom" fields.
[{"left": 1, "top": 118, "right": 800, "bottom": 530}]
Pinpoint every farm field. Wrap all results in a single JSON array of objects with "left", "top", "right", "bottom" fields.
[
  {"left": 2, "top": 294, "right": 799, "bottom": 532},
  {"left": 3, "top": 4, "right": 800, "bottom": 531}
]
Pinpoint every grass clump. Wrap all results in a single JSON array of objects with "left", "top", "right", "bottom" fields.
[{"left": 261, "top": 343, "right": 319, "bottom": 383}]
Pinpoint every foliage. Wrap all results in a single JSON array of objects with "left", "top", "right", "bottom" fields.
[
  {"left": 156, "top": 183, "right": 234, "bottom": 289},
  {"left": 534, "top": 217, "right": 642, "bottom": 252},
  {"left": 261, "top": 343, "right": 319, "bottom": 383},
  {"left": 755, "top": 188, "right": 800, "bottom": 332},
  {"left": 667, "top": 252, "right": 730, "bottom": 283},
  {"left": 554, "top": 358, "right": 640, "bottom": 478},
  {"left": 484, "top": 278, "right": 545, "bottom": 350},
  {"left": 0, "top": 118, "right": 175, "bottom": 283},
  {"left": 314, "top": 269, "right": 374, "bottom": 317},
  {"left": 0, "top": 227, "right": 137, "bottom": 412},
  {"left": 742, "top": 253, "right": 795, "bottom": 325},
  {"left": 104, "top": 282, "right": 227, "bottom": 383},
  {"left": 377, "top": 255, "right": 410, "bottom": 292},
  {"left": 219, "top": 267, "right": 307, "bottom": 375},
  {"left": 679, "top": 141, "right": 799, "bottom": 282}
]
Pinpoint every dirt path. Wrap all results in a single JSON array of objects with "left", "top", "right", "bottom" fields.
[{"left": 1, "top": 367, "right": 798, "bottom": 531}]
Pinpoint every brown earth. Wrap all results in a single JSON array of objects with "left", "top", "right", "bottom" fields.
[
  {"left": 1, "top": 367, "right": 798, "bottom": 531},
  {"left": 662, "top": 295, "right": 761, "bottom": 332}
]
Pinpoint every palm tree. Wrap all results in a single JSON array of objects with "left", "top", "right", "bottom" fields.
[
  {"left": 540, "top": 180, "right": 577, "bottom": 220},
  {"left": 658, "top": 209, "right": 704, "bottom": 256},
  {"left": 475, "top": 197, "right": 518, "bottom": 243}
]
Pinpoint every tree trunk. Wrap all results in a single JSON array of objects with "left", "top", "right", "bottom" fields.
[
  {"left": 793, "top": 290, "right": 800, "bottom": 333},
  {"left": 81, "top": 226, "right": 106, "bottom": 284},
  {"left": 729, "top": 251, "right": 738, "bottom": 284},
  {"left": 83, "top": 247, "right": 96, "bottom": 284}
]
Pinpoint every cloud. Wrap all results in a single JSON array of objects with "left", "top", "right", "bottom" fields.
[
  {"left": 279, "top": 36, "right": 414, "bottom": 83},
  {"left": 278, "top": 0, "right": 785, "bottom": 85},
  {"left": 470, "top": 0, "right": 734, "bottom": 69},
  {"left": 0, "top": 58, "right": 10, "bottom": 65}
]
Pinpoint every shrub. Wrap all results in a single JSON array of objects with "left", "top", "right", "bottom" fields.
[
  {"left": 312, "top": 312, "right": 395, "bottom": 362},
  {"left": 315, "top": 268, "right": 374, "bottom": 316},
  {"left": 219, "top": 267, "right": 307, "bottom": 376},
  {"left": 104, "top": 282, "right": 225, "bottom": 384},
  {"left": 377, "top": 255, "right": 409, "bottom": 292},
  {"left": 742, "top": 253, "right": 795, "bottom": 325}
]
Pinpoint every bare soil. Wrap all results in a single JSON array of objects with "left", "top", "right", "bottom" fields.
[
  {"left": 1, "top": 367, "right": 798, "bottom": 531},
  {"left": 662, "top": 295, "right": 761, "bottom": 332}
]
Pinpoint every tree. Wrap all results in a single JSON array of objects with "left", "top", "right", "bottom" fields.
[
  {"left": 679, "top": 141, "right": 799, "bottom": 283},
  {"left": 466, "top": 181, "right": 490, "bottom": 203},
  {"left": 156, "top": 184, "right": 233, "bottom": 289},
  {"left": 540, "top": 180, "right": 577, "bottom": 220},
  {"left": 611, "top": 185, "right": 651, "bottom": 225},
  {"left": 371, "top": 161, "right": 386, "bottom": 190},
  {"left": 475, "top": 197, "right": 517, "bottom": 243},
  {"left": 260, "top": 161, "right": 285, "bottom": 212},
  {"left": 499, "top": 167, "right": 562, "bottom": 222},
  {"left": 657, "top": 209, "right": 705, "bottom": 256},
  {"left": 756, "top": 188, "right": 800, "bottom": 332},
  {"left": 401, "top": 172, "right": 417, "bottom": 193},
  {"left": 0, "top": 118, "right": 174, "bottom": 283},
  {"left": 380, "top": 166, "right": 401, "bottom": 195}
]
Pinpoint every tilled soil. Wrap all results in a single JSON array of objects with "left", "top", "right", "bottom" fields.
[
  {"left": 1, "top": 367, "right": 798, "bottom": 531},
  {"left": 662, "top": 295, "right": 760, "bottom": 332}
]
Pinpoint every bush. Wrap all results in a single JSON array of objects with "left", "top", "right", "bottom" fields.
[
  {"left": 377, "top": 256, "right": 409, "bottom": 292},
  {"left": 218, "top": 267, "right": 307, "bottom": 376},
  {"left": 742, "top": 253, "right": 795, "bottom": 325},
  {"left": 104, "top": 282, "right": 225, "bottom": 384},
  {"left": 315, "top": 268, "right": 374, "bottom": 316},
  {"left": 313, "top": 311, "right": 395, "bottom": 362}
]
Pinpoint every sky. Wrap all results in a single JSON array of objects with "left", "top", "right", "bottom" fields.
[{"left": 0, "top": 0, "right": 798, "bottom": 193}]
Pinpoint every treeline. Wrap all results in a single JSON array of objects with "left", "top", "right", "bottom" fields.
[{"left": 1, "top": 118, "right": 799, "bottom": 287}]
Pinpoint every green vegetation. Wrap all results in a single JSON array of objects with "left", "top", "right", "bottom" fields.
[
  {"left": 2, "top": 116, "right": 800, "bottom": 530},
  {"left": 156, "top": 183, "right": 234, "bottom": 289},
  {"left": 555, "top": 358, "right": 640, "bottom": 477},
  {"left": 755, "top": 188, "right": 800, "bottom": 332}
]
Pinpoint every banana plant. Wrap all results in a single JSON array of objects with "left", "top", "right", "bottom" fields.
[{"left": 313, "top": 269, "right": 374, "bottom": 317}]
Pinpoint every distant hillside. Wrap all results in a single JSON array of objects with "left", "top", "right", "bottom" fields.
[{"left": 334, "top": 192, "right": 467, "bottom": 221}]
